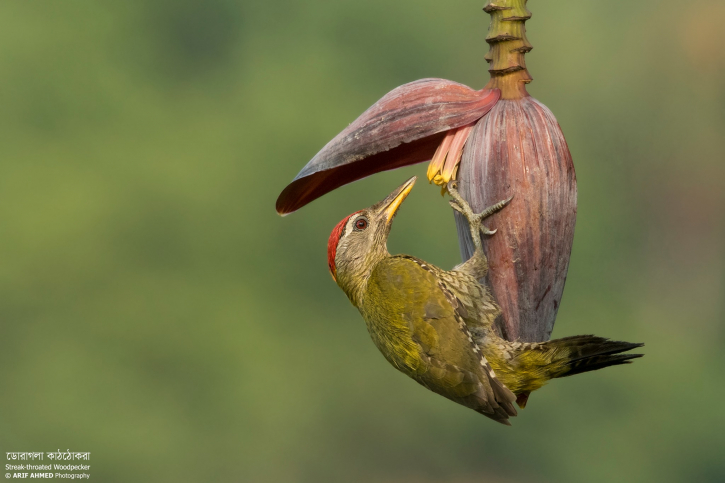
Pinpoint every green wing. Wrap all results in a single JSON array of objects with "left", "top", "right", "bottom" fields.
[
  {"left": 435, "top": 267, "right": 501, "bottom": 331},
  {"left": 364, "top": 256, "right": 517, "bottom": 424}
]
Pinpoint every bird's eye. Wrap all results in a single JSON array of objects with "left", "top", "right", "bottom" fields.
[{"left": 354, "top": 218, "right": 368, "bottom": 230}]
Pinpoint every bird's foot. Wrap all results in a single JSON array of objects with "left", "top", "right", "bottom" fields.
[{"left": 447, "top": 181, "right": 513, "bottom": 237}]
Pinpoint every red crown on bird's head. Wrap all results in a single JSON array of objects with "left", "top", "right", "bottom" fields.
[{"left": 327, "top": 211, "right": 361, "bottom": 282}]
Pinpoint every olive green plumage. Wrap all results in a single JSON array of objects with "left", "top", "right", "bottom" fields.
[
  {"left": 363, "top": 255, "right": 517, "bottom": 423},
  {"left": 329, "top": 176, "right": 643, "bottom": 425}
]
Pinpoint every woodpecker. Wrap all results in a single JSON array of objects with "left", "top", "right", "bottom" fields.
[{"left": 328, "top": 176, "right": 643, "bottom": 425}]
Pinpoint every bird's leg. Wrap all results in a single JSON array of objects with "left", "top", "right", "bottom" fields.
[
  {"left": 447, "top": 181, "right": 512, "bottom": 250},
  {"left": 447, "top": 180, "right": 513, "bottom": 278}
]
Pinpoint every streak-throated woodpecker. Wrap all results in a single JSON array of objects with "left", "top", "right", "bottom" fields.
[{"left": 328, "top": 176, "right": 643, "bottom": 425}]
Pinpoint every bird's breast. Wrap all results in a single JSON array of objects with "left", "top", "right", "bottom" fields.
[{"left": 359, "top": 303, "right": 427, "bottom": 377}]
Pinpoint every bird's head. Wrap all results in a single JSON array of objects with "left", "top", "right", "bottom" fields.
[{"left": 327, "top": 176, "right": 417, "bottom": 302}]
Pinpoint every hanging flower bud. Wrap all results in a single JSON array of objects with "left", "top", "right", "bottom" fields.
[
  {"left": 276, "top": 1, "right": 577, "bottom": 344},
  {"left": 454, "top": 0, "right": 577, "bottom": 343}
]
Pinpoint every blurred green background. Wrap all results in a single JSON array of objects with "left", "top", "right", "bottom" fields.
[{"left": 1, "top": 1, "right": 723, "bottom": 482}]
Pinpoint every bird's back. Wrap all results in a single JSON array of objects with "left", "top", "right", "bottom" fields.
[{"left": 360, "top": 255, "right": 517, "bottom": 424}]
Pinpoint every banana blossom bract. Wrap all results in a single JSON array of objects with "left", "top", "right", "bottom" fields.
[{"left": 275, "top": 79, "right": 499, "bottom": 215}]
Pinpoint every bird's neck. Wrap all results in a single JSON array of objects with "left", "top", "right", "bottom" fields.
[{"left": 337, "top": 248, "right": 388, "bottom": 307}]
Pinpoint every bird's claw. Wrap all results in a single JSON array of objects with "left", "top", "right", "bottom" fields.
[
  {"left": 448, "top": 199, "right": 465, "bottom": 215},
  {"left": 446, "top": 181, "right": 512, "bottom": 238}
]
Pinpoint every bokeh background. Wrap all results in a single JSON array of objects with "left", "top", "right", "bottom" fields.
[{"left": 1, "top": 1, "right": 723, "bottom": 482}]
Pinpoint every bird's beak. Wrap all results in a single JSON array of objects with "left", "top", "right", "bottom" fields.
[{"left": 380, "top": 176, "right": 417, "bottom": 224}]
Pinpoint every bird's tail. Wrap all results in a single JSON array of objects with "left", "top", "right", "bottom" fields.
[
  {"left": 510, "top": 335, "right": 644, "bottom": 408},
  {"left": 542, "top": 335, "right": 644, "bottom": 379}
]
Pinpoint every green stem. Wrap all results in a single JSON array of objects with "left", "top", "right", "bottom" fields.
[{"left": 483, "top": 0, "right": 533, "bottom": 99}]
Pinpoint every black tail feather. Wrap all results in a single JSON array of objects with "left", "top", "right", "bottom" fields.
[
  {"left": 562, "top": 352, "right": 644, "bottom": 377},
  {"left": 546, "top": 335, "right": 644, "bottom": 379}
]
